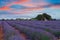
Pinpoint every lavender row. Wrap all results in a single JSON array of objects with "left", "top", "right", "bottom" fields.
[
  {"left": 13, "top": 20, "right": 60, "bottom": 38},
  {"left": 2, "top": 21, "right": 26, "bottom": 40},
  {"left": 9, "top": 20, "right": 60, "bottom": 38},
  {"left": 7, "top": 21, "right": 57, "bottom": 40}
]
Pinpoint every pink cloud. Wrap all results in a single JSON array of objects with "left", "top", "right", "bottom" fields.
[
  {"left": 0, "top": 0, "right": 60, "bottom": 14},
  {"left": 0, "top": 0, "right": 30, "bottom": 10},
  {"left": 7, "top": 7, "right": 44, "bottom": 14},
  {"left": 50, "top": 5, "right": 60, "bottom": 9},
  {"left": 0, "top": 6, "right": 11, "bottom": 10},
  {"left": 0, "top": 0, "right": 51, "bottom": 11}
]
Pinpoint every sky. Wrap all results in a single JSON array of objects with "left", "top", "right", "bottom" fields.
[{"left": 0, "top": 0, "right": 60, "bottom": 19}]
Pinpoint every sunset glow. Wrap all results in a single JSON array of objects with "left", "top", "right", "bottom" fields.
[{"left": 0, "top": 0, "right": 60, "bottom": 19}]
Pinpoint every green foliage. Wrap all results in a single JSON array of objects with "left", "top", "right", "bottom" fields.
[
  {"left": 42, "top": 13, "right": 52, "bottom": 20},
  {"left": 40, "top": 35, "right": 50, "bottom": 40},
  {"left": 35, "top": 14, "right": 44, "bottom": 20},
  {"left": 54, "top": 32, "right": 60, "bottom": 39},
  {"left": 35, "top": 13, "right": 52, "bottom": 21}
]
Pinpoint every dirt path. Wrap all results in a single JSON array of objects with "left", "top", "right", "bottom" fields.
[
  {"left": 10, "top": 26, "right": 28, "bottom": 40},
  {"left": 0, "top": 25, "right": 4, "bottom": 40},
  {"left": 15, "top": 29, "right": 28, "bottom": 40}
]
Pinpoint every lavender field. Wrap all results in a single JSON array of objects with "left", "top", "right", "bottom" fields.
[{"left": 0, "top": 20, "right": 60, "bottom": 40}]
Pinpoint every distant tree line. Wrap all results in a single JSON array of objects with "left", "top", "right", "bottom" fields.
[{"left": 0, "top": 13, "right": 57, "bottom": 21}]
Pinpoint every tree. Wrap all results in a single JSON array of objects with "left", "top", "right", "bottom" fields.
[
  {"left": 35, "top": 14, "right": 44, "bottom": 20},
  {"left": 42, "top": 13, "right": 52, "bottom": 20},
  {"left": 2, "top": 19, "right": 5, "bottom": 21},
  {"left": 35, "top": 13, "right": 52, "bottom": 21}
]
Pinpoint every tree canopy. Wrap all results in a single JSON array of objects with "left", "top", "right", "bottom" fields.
[{"left": 35, "top": 13, "right": 52, "bottom": 21}]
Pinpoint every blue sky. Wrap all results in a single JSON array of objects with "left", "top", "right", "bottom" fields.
[{"left": 0, "top": 0, "right": 60, "bottom": 19}]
